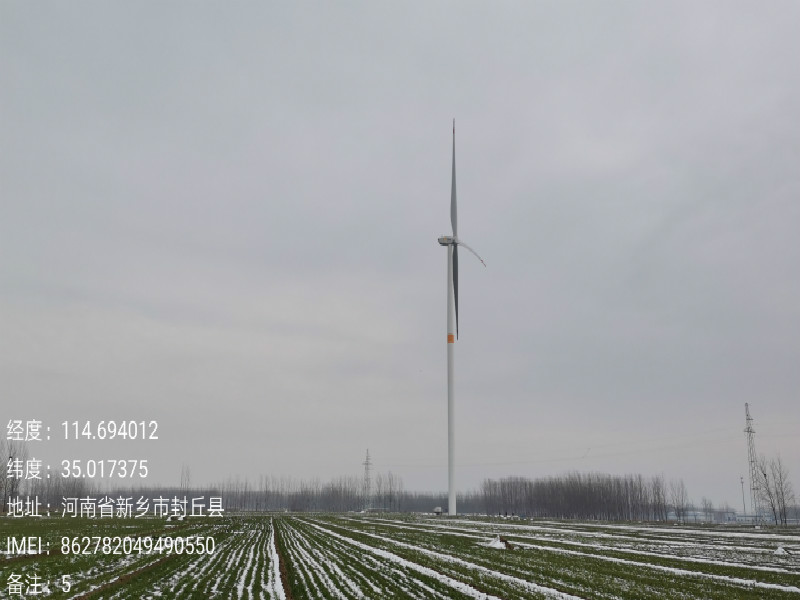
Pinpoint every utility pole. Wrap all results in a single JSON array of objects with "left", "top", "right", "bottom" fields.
[{"left": 740, "top": 476, "right": 747, "bottom": 515}]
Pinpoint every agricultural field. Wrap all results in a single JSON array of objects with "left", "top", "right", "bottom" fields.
[{"left": 2, "top": 513, "right": 799, "bottom": 599}]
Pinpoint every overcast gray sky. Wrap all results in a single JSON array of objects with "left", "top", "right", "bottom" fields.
[{"left": 2, "top": 2, "right": 798, "bottom": 507}]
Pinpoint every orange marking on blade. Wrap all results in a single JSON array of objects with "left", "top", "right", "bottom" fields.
[{"left": 447, "top": 334, "right": 455, "bottom": 343}]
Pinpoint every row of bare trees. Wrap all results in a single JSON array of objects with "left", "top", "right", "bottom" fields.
[
  {"left": 3, "top": 436, "right": 794, "bottom": 523},
  {"left": 217, "top": 472, "right": 404, "bottom": 512},
  {"left": 373, "top": 471, "right": 405, "bottom": 512},
  {"left": 479, "top": 473, "right": 693, "bottom": 521}
]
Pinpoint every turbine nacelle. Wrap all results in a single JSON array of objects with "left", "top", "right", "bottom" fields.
[{"left": 438, "top": 235, "right": 457, "bottom": 246}]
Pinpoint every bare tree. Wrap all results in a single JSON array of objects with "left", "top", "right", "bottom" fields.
[
  {"left": 374, "top": 472, "right": 384, "bottom": 510},
  {"left": 385, "top": 471, "right": 402, "bottom": 511},
  {"left": 3, "top": 439, "right": 30, "bottom": 508},
  {"left": 701, "top": 497, "right": 714, "bottom": 523},
  {"left": 651, "top": 475, "right": 668, "bottom": 521},
  {"left": 669, "top": 479, "right": 689, "bottom": 523},
  {"left": 770, "top": 456, "right": 794, "bottom": 526},
  {"left": 756, "top": 456, "right": 779, "bottom": 525},
  {"left": 0, "top": 438, "right": 7, "bottom": 513}
]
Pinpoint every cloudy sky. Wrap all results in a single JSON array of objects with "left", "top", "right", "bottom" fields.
[{"left": 2, "top": 2, "right": 798, "bottom": 507}]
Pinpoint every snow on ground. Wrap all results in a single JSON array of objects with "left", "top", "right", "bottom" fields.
[
  {"left": 508, "top": 539, "right": 800, "bottom": 594},
  {"left": 367, "top": 517, "right": 800, "bottom": 576},
  {"left": 302, "top": 519, "right": 511, "bottom": 600},
  {"left": 306, "top": 518, "right": 588, "bottom": 600},
  {"left": 267, "top": 519, "right": 287, "bottom": 600},
  {"left": 11, "top": 515, "right": 797, "bottom": 598},
  {"left": 282, "top": 518, "right": 455, "bottom": 599},
  {"left": 480, "top": 536, "right": 507, "bottom": 550}
]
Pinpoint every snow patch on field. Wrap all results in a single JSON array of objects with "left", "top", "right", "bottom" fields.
[
  {"left": 306, "top": 519, "right": 586, "bottom": 600},
  {"left": 305, "top": 520, "right": 507, "bottom": 599},
  {"left": 235, "top": 529, "right": 258, "bottom": 598},
  {"left": 479, "top": 536, "right": 507, "bottom": 549},
  {"left": 391, "top": 518, "right": 800, "bottom": 576},
  {"left": 383, "top": 517, "right": 799, "bottom": 577},
  {"left": 267, "top": 519, "right": 287, "bottom": 600},
  {"left": 511, "top": 539, "right": 800, "bottom": 594}
]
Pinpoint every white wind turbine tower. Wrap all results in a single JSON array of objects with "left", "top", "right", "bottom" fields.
[{"left": 438, "top": 120, "right": 485, "bottom": 516}]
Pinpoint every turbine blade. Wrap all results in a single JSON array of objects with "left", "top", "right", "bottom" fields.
[
  {"left": 451, "top": 119, "right": 457, "bottom": 238},
  {"left": 453, "top": 243, "right": 459, "bottom": 339},
  {"left": 457, "top": 240, "right": 487, "bottom": 267}
]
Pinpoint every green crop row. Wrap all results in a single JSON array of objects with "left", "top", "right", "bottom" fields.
[{"left": 3, "top": 514, "right": 798, "bottom": 599}]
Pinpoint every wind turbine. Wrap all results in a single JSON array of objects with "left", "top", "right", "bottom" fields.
[{"left": 437, "top": 120, "right": 485, "bottom": 516}]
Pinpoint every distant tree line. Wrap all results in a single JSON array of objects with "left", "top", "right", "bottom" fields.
[
  {"left": 479, "top": 473, "right": 684, "bottom": 521},
  {"left": 218, "top": 472, "right": 408, "bottom": 512},
  {"left": 12, "top": 469, "right": 794, "bottom": 525},
  {"left": 3, "top": 438, "right": 796, "bottom": 524}
]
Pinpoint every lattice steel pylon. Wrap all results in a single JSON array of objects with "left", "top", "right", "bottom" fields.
[{"left": 744, "top": 403, "right": 761, "bottom": 521}]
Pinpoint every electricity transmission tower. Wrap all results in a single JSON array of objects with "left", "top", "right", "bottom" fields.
[
  {"left": 744, "top": 403, "right": 761, "bottom": 522},
  {"left": 363, "top": 449, "right": 372, "bottom": 511}
]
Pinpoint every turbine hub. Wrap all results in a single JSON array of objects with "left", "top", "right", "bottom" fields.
[{"left": 438, "top": 235, "right": 456, "bottom": 246}]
